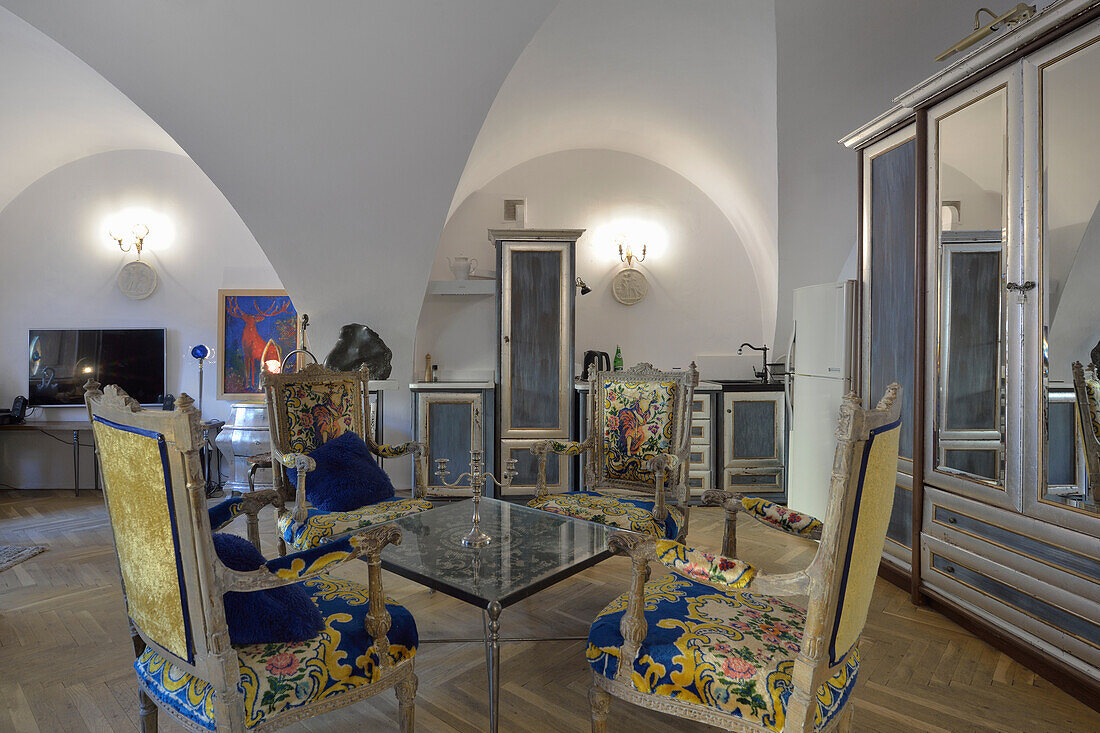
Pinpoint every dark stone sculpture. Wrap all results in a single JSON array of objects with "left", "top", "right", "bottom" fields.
[{"left": 324, "top": 323, "right": 393, "bottom": 379}]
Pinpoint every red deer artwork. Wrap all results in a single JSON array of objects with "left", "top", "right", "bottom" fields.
[{"left": 221, "top": 292, "right": 298, "bottom": 396}]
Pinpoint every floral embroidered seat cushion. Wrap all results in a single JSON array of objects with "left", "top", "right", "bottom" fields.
[
  {"left": 278, "top": 498, "right": 434, "bottom": 551},
  {"left": 586, "top": 574, "right": 858, "bottom": 732},
  {"left": 742, "top": 497, "right": 823, "bottom": 538},
  {"left": 527, "top": 491, "right": 683, "bottom": 539},
  {"left": 135, "top": 576, "right": 417, "bottom": 730}
]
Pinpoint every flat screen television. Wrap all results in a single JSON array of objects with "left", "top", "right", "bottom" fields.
[{"left": 28, "top": 328, "right": 166, "bottom": 407}]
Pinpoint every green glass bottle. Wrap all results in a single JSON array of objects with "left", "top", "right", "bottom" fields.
[{"left": 613, "top": 345, "right": 623, "bottom": 371}]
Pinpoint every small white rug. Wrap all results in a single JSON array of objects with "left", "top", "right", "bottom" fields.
[{"left": 0, "top": 545, "right": 46, "bottom": 572}]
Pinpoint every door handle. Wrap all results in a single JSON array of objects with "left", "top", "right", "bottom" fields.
[{"left": 503, "top": 335, "right": 510, "bottom": 343}]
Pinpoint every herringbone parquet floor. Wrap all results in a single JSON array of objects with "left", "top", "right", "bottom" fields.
[{"left": 1, "top": 490, "right": 1097, "bottom": 732}]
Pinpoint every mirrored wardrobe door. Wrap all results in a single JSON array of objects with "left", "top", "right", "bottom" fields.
[
  {"left": 1030, "top": 26, "right": 1100, "bottom": 535},
  {"left": 927, "top": 72, "right": 1016, "bottom": 507}
]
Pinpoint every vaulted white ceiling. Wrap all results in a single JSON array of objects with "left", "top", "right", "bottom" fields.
[
  {"left": 451, "top": 0, "right": 779, "bottom": 338},
  {"left": 1, "top": 0, "right": 558, "bottom": 369},
  {"left": 0, "top": 6, "right": 183, "bottom": 214}
]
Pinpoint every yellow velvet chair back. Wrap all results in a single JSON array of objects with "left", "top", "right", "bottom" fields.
[
  {"left": 85, "top": 382, "right": 211, "bottom": 669},
  {"left": 803, "top": 386, "right": 902, "bottom": 671}
]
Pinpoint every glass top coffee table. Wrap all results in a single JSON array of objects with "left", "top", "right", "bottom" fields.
[{"left": 380, "top": 497, "right": 614, "bottom": 732}]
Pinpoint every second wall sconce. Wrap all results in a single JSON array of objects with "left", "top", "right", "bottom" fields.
[{"left": 612, "top": 234, "right": 649, "bottom": 306}]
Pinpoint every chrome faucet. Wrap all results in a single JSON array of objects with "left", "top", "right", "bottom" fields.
[{"left": 738, "top": 343, "right": 770, "bottom": 383}]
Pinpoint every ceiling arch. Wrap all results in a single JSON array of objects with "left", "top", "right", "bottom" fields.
[
  {"left": 450, "top": 0, "right": 779, "bottom": 339},
  {"left": 1, "top": 0, "right": 559, "bottom": 376},
  {"left": 0, "top": 6, "right": 183, "bottom": 214}
]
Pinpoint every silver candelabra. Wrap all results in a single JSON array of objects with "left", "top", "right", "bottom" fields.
[{"left": 434, "top": 450, "right": 518, "bottom": 547}]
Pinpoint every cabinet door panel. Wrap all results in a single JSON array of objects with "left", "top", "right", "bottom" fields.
[
  {"left": 418, "top": 393, "right": 483, "bottom": 497},
  {"left": 500, "top": 241, "right": 573, "bottom": 439}
]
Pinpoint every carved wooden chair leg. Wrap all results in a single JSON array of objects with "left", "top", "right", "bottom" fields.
[
  {"left": 246, "top": 511, "right": 261, "bottom": 551},
  {"left": 589, "top": 682, "right": 611, "bottom": 733},
  {"left": 395, "top": 672, "right": 417, "bottom": 732},
  {"left": 131, "top": 633, "right": 158, "bottom": 732},
  {"left": 835, "top": 703, "right": 854, "bottom": 732}
]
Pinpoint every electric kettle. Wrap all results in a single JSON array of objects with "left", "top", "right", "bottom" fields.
[{"left": 581, "top": 350, "right": 611, "bottom": 380}]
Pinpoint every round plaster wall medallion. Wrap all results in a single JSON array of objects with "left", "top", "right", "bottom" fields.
[
  {"left": 612, "top": 267, "right": 649, "bottom": 306},
  {"left": 118, "top": 260, "right": 158, "bottom": 299}
]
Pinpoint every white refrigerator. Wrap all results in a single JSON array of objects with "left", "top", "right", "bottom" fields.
[{"left": 786, "top": 281, "right": 858, "bottom": 521}]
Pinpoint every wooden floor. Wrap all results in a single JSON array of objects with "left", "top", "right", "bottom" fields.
[{"left": 1, "top": 490, "right": 1096, "bottom": 732}]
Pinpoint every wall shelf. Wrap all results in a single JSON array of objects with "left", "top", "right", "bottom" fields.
[{"left": 427, "top": 280, "right": 496, "bottom": 296}]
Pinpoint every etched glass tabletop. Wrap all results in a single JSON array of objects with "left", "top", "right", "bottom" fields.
[{"left": 380, "top": 496, "right": 614, "bottom": 608}]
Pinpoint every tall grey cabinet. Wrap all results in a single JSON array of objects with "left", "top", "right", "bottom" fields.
[
  {"left": 490, "top": 229, "right": 583, "bottom": 496},
  {"left": 844, "top": 0, "right": 1100, "bottom": 704}
]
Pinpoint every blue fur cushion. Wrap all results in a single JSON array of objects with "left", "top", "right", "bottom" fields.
[
  {"left": 286, "top": 431, "right": 396, "bottom": 512},
  {"left": 211, "top": 533, "right": 324, "bottom": 645}
]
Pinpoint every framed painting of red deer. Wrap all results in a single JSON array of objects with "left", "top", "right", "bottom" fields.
[{"left": 217, "top": 289, "right": 300, "bottom": 399}]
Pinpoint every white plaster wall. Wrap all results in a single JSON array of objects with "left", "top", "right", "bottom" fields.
[
  {"left": 0, "top": 150, "right": 283, "bottom": 489},
  {"left": 774, "top": 0, "right": 980, "bottom": 357},
  {"left": 417, "top": 149, "right": 764, "bottom": 381},
  {"left": 451, "top": 0, "right": 779, "bottom": 341}
]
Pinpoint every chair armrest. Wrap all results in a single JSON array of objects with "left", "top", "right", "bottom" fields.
[
  {"left": 645, "top": 452, "right": 682, "bottom": 474},
  {"left": 273, "top": 447, "right": 316, "bottom": 523},
  {"left": 373, "top": 440, "right": 422, "bottom": 458},
  {"left": 209, "top": 490, "right": 282, "bottom": 531},
  {"left": 607, "top": 532, "right": 811, "bottom": 597},
  {"left": 702, "top": 489, "right": 742, "bottom": 557},
  {"left": 221, "top": 524, "right": 401, "bottom": 591},
  {"left": 654, "top": 538, "right": 755, "bottom": 589},
  {"left": 643, "top": 451, "right": 687, "bottom": 523},
  {"left": 372, "top": 440, "right": 428, "bottom": 499},
  {"left": 741, "top": 496, "right": 823, "bottom": 540},
  {"left": 531, "top": 438, "right": 593, "bottom": 497}
]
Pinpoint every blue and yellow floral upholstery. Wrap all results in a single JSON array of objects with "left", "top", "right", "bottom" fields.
[
  {"left": 742, "top": 497, "right": 823, "bottom": 538},
  {"left": 281, "top": 381, "right": 358, "bottom": 454},
  {"left": 587, "top": 574, "right": 858, "bottom": 732},
  {"left": 600, "top": 379, "right": 677, "bottom": 483},
  {"left": 278, "top": 498, "right": 434, "bottom": 551},
  {"left": 135, "top": 576, "right": 417, "bottom": 730},
  {"left": 527, "top": 491, "right": 683, "bottom": 539},
  {"left": 655, "top": 539, "right": 756, "bottom": 588}
]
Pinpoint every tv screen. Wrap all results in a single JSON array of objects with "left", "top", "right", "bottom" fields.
[{"left": 28, "top": 328, "right": 166, "bottom": 407}]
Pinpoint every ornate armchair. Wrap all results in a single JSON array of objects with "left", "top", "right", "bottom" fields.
[
  {"left": 586, "top": 386, "right": 902, "bottom": 733},
  {"left": 263, "top": 363, "right": 432, "bottom": 553},
  {"left": 702, "top": 491, "right": 824, "bottom": 559},
  {"left": 528, "top": 362, "right": 697, "bottom": 541},
  {"left": 1071, "top": 360, "right": 1100, "bottom": 499},
  {"left": 84, "top": 382, "right": 418, "bottom": 732}
]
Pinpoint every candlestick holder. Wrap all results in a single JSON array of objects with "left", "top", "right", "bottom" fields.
[{"left": 435, "top": 451, "right": 518, "bottom": 548}]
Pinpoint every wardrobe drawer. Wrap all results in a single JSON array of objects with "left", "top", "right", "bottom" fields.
[
  {"left": 689, "top": 419, "right": 711, "bottom": 445},
  {"left": 723, "top": 468, "right": 783, "bottom": 493},
  {"left": 687, "top": 469, "right": 712, "bottom": 495},
  {"left": 921, "top": 535, "right": 1099, "bottom": 670},
  {"left": 687, "top": 444, "right": 712, "bottom": 468},
  {"left": 924, "top": 487, "right": 1100, "bottom": 595}
]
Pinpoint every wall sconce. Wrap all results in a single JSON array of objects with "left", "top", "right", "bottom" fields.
[
  {"left": 612, "top": 234, "right": 650, "bottom": 306},
  {"left": 110, "top": 222, "right": 158, "bottom": 300},
  {"left": 575, "top": 277, "right": 592, "bottom": 295},
  {"left": 616, "top": 234, "right": 646, "bottom": 267},
  {"left": 109, "top": 223, "right": 150, "bottom": 258}
]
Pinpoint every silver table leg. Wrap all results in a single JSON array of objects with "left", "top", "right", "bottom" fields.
[
  {"left": 483, "top": 601, "right": 502, "bottom": 733},
  {"left": 73, "top": 429, "right": 80, "bottom": 497}
]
